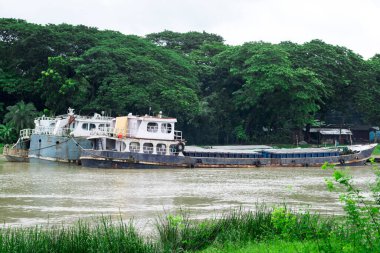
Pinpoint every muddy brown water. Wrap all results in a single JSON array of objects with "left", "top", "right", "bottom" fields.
[{"left": 0, "top": 157, "right": 376, "bottom": 229}]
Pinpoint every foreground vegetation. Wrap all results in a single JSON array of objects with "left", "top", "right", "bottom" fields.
[
  {"left": 1, "top": 18, "right": 380, "bottom": 145},
  {"left": 373, "top": 144, "right": 380, "bottom": 155},
  {"left": 0, "top": 206, "right": 377, "bottom": 253},
  {"left": 1, "top": 161, "right": 380, "bottom": 252}
]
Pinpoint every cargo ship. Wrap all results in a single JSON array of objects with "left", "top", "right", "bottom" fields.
[
  {"left": 80, "top": 113, "right": 376, "bottom": 168},
  {"left": 3, "top": 108, "right": 113, "bottom": 163}
]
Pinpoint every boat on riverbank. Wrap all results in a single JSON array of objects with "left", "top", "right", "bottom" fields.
[
  {"left": 80, "top": 113, "right": 377, "bottom": 169},
  {"left": 2, "top": 143, "right": 29, "bottom": 162},
  {"left": 3, "top": 108, "right": 113, "bottom": 163}
]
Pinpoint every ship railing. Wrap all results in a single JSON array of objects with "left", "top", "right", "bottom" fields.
[
  {"left": 129, "top": 146, "right": 140, "bottom": 153},
  {"left": 143, "top": 146, "right": 154, "bottom": 154},
  {"left": 174, "top": 131, "right": 183, "bottom": 141},
  {"left": 19, "top": 129, "right": 34, "bottom": 140},
  {"left": 90, "top": 127, "right": 137, "bottom": 138},
  {"left": 35, "top": 116, "right": 56, "bottom": 121},
  {"left": 75, "top": 115, "right": 114, "bottom": 121},
  {"left": 2, "top": 145, "right": 8, "bottom": 155},
  {"left": 90, "top": 127, "right": 182, "bottom": 140},
  {"left": 33, "top": 127, "right": 72, "bottom": 136},
  {"left": 34, "top": 126, "right": 55, "bottom": 135},
  {"left": 54, "top": 128, "right": 72, "bottom": 136},
  {"left": 156, "top": 147, "right": 167, "bottom": 155}
]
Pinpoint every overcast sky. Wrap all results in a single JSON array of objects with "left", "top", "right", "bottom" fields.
[{"left": 1, "top": 0, "right": 379, "bottom": 58}]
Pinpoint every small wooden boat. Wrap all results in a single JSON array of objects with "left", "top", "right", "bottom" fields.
[{"left": 3, "top": 145, "right": 29, "bottom": 162}]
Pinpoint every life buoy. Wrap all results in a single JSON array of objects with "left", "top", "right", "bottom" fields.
[{"left": 176, "top": 142, "right": 185, "bottom": 152}]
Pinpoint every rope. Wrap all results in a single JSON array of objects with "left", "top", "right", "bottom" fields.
[
  {"left": 11, "top": 138, "right": 30, "bottom": 149},
  {"left": 69, "top": 137, "right": 86, "bottom": 150},
  {"left": 28, "top": 137, "right": 71, "bottom": 152},
  {"left": 8, "top": 135, "right": 88, "bottom": 158}
]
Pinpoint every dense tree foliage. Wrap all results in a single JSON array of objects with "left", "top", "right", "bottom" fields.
[
  {"left": 0, "top": 18, "right": 379, "bottom": 144},
  {"left": 3, "top": 101, "right": 37, "bottom": 132}
]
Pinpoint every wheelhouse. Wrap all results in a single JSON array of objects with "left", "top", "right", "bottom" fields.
[{"left": 88, "top": 112, "right": 184, "bottom": 156}]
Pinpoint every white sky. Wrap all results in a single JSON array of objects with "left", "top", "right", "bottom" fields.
[{"left": 0, "top": 0, "right": 379, "bottom": 59}]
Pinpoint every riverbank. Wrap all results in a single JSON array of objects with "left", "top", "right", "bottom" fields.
[
  {"left": 0, "top": 206, "right": 378, "bottom": 253},
  {"left": 371, "top": 144, "right": 380, "bottom": 162},
  {"left": 373, "top": 144, "right": 380, "bottom": 155}
]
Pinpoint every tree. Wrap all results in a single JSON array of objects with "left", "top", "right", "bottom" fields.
[
  {"left": 74, "top": 35, "right": 201, "bottom": 128},
  {"left": 1, "top": 18, "right": 379, "bottom": 144},
  {"left": 3, "top": 101, "right": 37, "bottom": 133},
  {"left": 281, "top": 40, "right": 367, "bottom": 125},
  {"left": 0, "top": 124, "right": 17, "bottom": 143},
  {"left": 37, "top": 56, "right": 87, "bottom": 113},
  {"left": 355, "top": 54, "right": 380, "bottom": 124},
  {"left": 232, "top": 43, "right": 326, "bottom": 139},
  {"left": 146, "top": 30, "right": 224, "bottom": 54}
]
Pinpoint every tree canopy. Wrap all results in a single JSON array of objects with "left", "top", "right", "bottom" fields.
[{"left": 1, "top": 18, "right": 379, "bottom": 144}]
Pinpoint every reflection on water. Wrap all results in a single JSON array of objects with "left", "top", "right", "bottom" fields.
[{"left": 0, "top": 157, "right": 376, "bottom": 228}]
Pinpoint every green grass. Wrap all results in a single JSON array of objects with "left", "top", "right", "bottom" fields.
[
  {"left": 1, "top": 206, "right": 378, "bottom": 253},
  {"left": 373, "top": 144, "right": 380, "bottom": 155},
  {"left": 0, "top": 217, "right": 155, "bottom": 253},
  {"left": 0, "top": 143, "right": 3, "bottom": 154},
  {"left": 201, "top": 239, "right": 321, "bottom": 253}
]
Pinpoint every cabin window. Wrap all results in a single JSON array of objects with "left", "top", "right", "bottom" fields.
[
  {"left": 106, "top": 138, "right": 116, "bottom": 150},
  {"left": 143, "top": 143, "right": 154, "bottom": 154},
  {"left": 157, "top": 143, "right": 167, "bottom": 155},
  {"left": 93, "top": 139, "right": 103, "bottom": 150},
  {"left": 117, "top": 141, "right": 127, "bottom": 151},
  {"left": 98, "top": 124, "right": 110, "bottom": 130},
  {"left": 147, "top": 122, "right": 158, "bottom": 133},
  {"left": 161, "top": 123, "right": 172, "bottom": 133},
  {"left": 71, "top": 123, "right": 76, "bottom": 129},
  {"left": 169, "top": 144, "right": 177, "bottom": 154},
  {"left": 82, "top": 123, "right": 88, "bottom": 130},
  {"left": 89, "top": 124, "right": 96, "bottom": 130},
  {"left": 129, "top": 142, "right": 140, "bottom": 153}
]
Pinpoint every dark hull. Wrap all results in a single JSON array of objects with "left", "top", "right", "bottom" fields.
[{"left": 80, "top": 145, "right": 375, "bottom": 169}]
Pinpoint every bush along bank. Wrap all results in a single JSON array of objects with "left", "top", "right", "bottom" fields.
[
  {"left": 1, "top": 162, "right": 380, "bottom": 253},
  {"left": 373, "top": 144, "right": 380, "bottom": 155}
]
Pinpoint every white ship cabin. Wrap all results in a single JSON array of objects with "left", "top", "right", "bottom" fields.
[
  {"left": 89, "top": 112, "right": 184, "bottom": 155},
  {"left": 25, "top": 108, "right": 113, "bottom": 138}
]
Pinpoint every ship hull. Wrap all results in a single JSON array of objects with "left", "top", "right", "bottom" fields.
[
  {"left": 80, "top": 144, "right": 376, "bottom": 169},
  {"left": 4, "top": 154, "right": 29, "bottom": 162},
  {"left": 28, "top": 134, "right": 92, "bottom": 163}
]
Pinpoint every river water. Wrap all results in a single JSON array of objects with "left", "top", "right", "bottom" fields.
[{"left": 0, "top": 157, "right": 376, "bottom": 229}]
